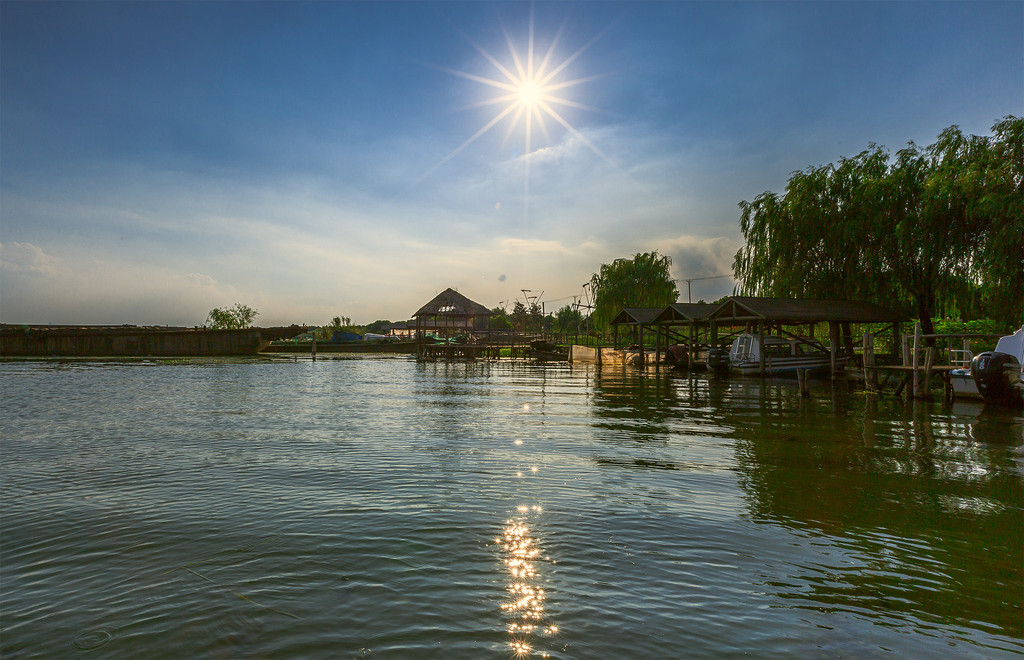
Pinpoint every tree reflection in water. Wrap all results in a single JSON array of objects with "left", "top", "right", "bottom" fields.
[{"left": 586, "top": 367, "right": 1022, "bottom": 639}]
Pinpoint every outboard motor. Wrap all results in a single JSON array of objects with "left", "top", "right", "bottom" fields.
[
  {"left": 706, "top": 347, "right": 730, "bottom": 373},
  {"left": 971, "top": 351, "right": 1020, "bottom": 405}
]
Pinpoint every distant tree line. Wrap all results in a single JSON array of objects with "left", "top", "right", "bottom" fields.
[{"left": 733, "top": 116, "right": 1023, "bottom": 334}]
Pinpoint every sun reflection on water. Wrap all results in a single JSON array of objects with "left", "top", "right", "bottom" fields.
[{"left": 498, "top": 513, "right": 558, "bottom": 657}]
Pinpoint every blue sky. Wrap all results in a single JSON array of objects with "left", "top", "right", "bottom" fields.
[{"left": 2, "top": 1, "right": 1020, "bottom": 326}]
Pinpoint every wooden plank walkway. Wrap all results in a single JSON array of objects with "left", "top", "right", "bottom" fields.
[{"left": 418, "top": 344, "right": 533, "bottom": 361}]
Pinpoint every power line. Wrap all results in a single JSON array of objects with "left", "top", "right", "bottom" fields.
[{"left": 681, "top": 274, "right": 732, "bottom": 303}]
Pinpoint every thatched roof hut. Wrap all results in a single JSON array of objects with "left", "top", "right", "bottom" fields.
[
  {"left": 412, "top": 288, "right": 491, "bottom": 333},
  {"left": 413, "top": 288, "right": 491, "bottom": 318}
]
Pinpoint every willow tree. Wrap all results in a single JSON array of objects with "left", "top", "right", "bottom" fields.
[
  {"left": 590, "top": 251, "right": 677, "bottom": 331},
  {"left": 734, "top": 116, "right": 1023, "bottom": 333}
]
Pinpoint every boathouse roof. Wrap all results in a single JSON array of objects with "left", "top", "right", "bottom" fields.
[
  {"left": 652, "top": 303, "right": 716, "bottom": 324},
  {"left": 609, "top": 308, "right": 663, "bottom": 326},
  {"left": 412, "top": 288, "right": 491, "bottom": 319},
  {"left": 708, "top": 297, "right": 898, "bottom": 324}
]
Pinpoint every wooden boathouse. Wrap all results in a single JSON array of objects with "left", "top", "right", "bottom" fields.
[
  {"left": 603, "top": 296, "right": 900, "bottom": 377},
  {"left": 705, "top": 297, "right": 900, "bottom": 377}
]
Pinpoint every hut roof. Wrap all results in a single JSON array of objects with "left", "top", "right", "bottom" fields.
[
  {"left": 413, "top": 288, "right": 491, "bottom": 318},
  {"left": 652, "top": 302, "right": 716, "bottom": 324},
  {"left": 708, "top": 297, "right": 898, "bottom": 324},
  {"left": 609, "top": 308, "right": 663, "bottom": 325}
]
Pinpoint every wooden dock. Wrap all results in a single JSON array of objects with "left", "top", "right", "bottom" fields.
[
  {"left": 860, "top": 323, "right": 1001, "bottom": 401},
  {"left": 418, "top": 343, "right": 533, "bottom": 361}
]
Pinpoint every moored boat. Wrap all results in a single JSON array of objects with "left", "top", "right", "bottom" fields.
[
  {"left": 726, "top": 333, "right": 842, "bottom": 376},
  {"left": 948, "top": 345, "right": 982, "bottom": 400},
  {"left": 530, "top": 340, "right": 569, "bottom": 361},
  {"left": 970, "top": 326, "right": 1024, "bottom": 407}
]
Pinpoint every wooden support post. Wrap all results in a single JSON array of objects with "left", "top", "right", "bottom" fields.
[
  {"left": 894, "top": 374, "right": 910, "bottom": 401},
  {"left": 828, "top": 321, "right": 839, "bottom": 380},
  {"left": 688, "top": 323, "right": 695, "bottom": 371},
  {"left": 922, "top": 346, "right": 935, "bottom": 400},
  {"left": 311, "top": 335, "right": 317, "bottom": 361},
  {"left": 911, "top": 322, "right": 921, "bottom": 399},
  {"left": 863, "top": 332, "right": 875, "bottom": 393},
  {"left": 757, "top": 324, "right": 766, "bottom": 375},
  {"left": 640, "top": 324, "right": 646, "bottom": 367},
  {"left": 654, "top": 325, "right": 661, "bottom": 371},
  {"left": 798, "top": 369, "right": 810, "bottom": 398}
]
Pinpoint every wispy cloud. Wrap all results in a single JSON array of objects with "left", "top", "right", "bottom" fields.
[{"left": 0, "top": 242, "right": 67, "bottom": 278}]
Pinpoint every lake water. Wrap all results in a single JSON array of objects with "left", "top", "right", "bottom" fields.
[{"left": 1, "top": 356, "right": 1021, "bottom": 658}]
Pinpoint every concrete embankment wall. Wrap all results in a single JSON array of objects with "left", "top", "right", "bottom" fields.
[
  {"left": 1, "top": 326, "right": 271, "bottom": 357},
  {"left": 570, "top": 345, "right": 626, "bottom": 364}
]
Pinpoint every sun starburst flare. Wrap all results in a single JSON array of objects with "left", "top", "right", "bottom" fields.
[{"left": 414, "top": 10, "right": 610, "bottom": 224}]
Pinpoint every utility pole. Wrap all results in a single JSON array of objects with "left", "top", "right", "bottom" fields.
[{"left": 682, "top": 275, "right": 732, "bottom": 303}]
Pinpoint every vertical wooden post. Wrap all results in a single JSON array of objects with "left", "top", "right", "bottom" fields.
[
  {"left": 911, "top": 321, "right": 921, "bottom": 399},
  {"left": 828, "top": 321, "right": 839, "bottom": 380},
  {"left": 757, "top": 324, "right": 766, "bottom": 375},
  {"left": 312, "top": 335, "right": 317, "bottom": 361},
  {"left": 922, "top": 347, "right": 934, "bottom": 400},
  {"left": 688, "top": 323, "right": 695, "bottom": 371},
  {"left": 638, "top": 324, "right": 645, "bottom": 367},
  {"left": 869, "top": 333, "right": 878, "bottom": 391},
  {"left": 798, "top": 369, "right": 810, "bottom": 398},
  {"left": 863, "top": 332, "right": 875, "bottom": 392},
  {"left": 655, "top": 323, "right": 663, "bottom": 370}
]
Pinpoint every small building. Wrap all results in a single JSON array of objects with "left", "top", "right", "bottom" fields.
[
  {"left": 411, "top": 288, "right": 492, "bottom": 340},
  {"left": 382, "top": 322, "right": 413, "bottom": 339}
]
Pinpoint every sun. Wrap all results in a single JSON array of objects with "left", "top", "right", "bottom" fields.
[
  {"left": 446, "top": 14, "right": 602, "bottom": 160},
  {"left": 517, "top": 80, "right": 542, "bottom": 109},
  {"left": 415, "top": 9, "right": 608, "bottom": 221}
]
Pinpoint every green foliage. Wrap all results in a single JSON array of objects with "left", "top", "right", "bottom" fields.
[
  {"left": 310, "top": 315, "right": 364, "bottom": 340},
  {"left": 734, "top": 116, "right": 1023, "bottom": 331},
  {"left": 590, "top": 251, "right": 678, "bottom": 331},
  {"left": 932, "top": 318, "right": 1011, "bottom": 336},
  {"left": 510, "top": 301, "right": 544, "bottom": 332},
  {"left": 205, "top": 303, "right": 258, "bottom": 329},
  {"left": 365, "top": 319, "right": 391, "bottom": 334},
  {"left": 932, "top": 318, "right": 1013, "bottom": 356},
  {"left": 488, "top": 313, "right": 512, "bottom": 331},
  {"left": 555, "top": 304, "right": 583, "bottom": 333}
]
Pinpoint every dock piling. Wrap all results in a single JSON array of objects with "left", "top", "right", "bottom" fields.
[{"left": 797, "top": 369, "right": 810, "bottom": 398}]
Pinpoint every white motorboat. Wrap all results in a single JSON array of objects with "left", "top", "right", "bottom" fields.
[
  {"left": 949, "top": 347, "right": 982, "bottom": 400},
  {"left": 727, "top": 333, "right": 843, "bottom": 375},
  {"left": 971, "top": 326, "right": 1024, "bottom": 407}
]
